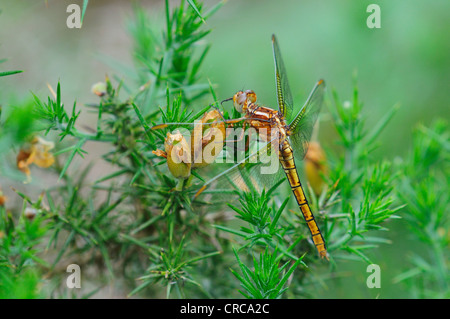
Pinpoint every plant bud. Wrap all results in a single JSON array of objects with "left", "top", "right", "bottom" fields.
[
  {"left": 91, "top": 82, "right": 107, "bottom": 97},
  {"left": 24, "top": 207, "right": 38, "bottom": 221},
  {"left": 165, "top": 131, "right": 191, "bottom": 179}
]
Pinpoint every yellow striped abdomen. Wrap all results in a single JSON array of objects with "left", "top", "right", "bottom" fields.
[{"left": 279, "top": 140, "right": 328, "bottom": 259}]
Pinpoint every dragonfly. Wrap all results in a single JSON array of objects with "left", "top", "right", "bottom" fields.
[{"left": 152, "top": 34, "right": 327, "bottom": 259}]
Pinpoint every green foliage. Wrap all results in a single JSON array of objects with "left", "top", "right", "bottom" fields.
[
  {"left": 0, "top": 102, "right": 36, "bottom": 152},
  {"left": 0, "top": 56, "right": 22, "bottom": 78},
  {"left": 393, "top": 120, "right": 449, "bottom": 298},
  {"left": 0, "top": 267, "right": 41, "bottom": 299},
  {"left": 216, "top": 180, "right": 305, "bottom": 298},
  {"left": 0, "top": 100, "right": 38, "bottom": 181},
  {"left": 0, "top": 194, "right": 48, "bottom": 298},
  {"left": 125, "top": 0, "right": 224, "bottom": 109},
  {"left": 322, "top": 80, "right": 402, "bottom": 263},
  {"left": 0, "top": 70, "right": 22, "bottom": 77},
  {"left": 130, "top": 235, "right": 220, "bottom": 298},
  {"left": 231, "top": 246, "right": 305, "bottom": 299}
]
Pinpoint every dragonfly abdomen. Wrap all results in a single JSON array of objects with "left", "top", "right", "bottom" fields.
[{"left": 279, "top": 140, "right": 328, "bottom": 259}]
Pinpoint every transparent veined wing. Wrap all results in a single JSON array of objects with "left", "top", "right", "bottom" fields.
[
  {"left": 272, "top": 34, "right": 294, "bottom": 122},
  {"left": 192, "top": 134, "right": 286, "bottom": 202},
  {"left": 288, "top": 79, "right": 326, "bottom": 160}
]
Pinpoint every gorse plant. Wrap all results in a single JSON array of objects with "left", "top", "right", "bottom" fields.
[
  {"left": 1, "top": 0, "right": 225, "bottom": 299},
  {"left": 393, "top": 120, "right": 449, "bottom": 298},
  {"left": 231, "top": 246, "right": 305, "bottom": 299},
  {"left": 223, "top": 184, "right": 307, "bottom": 298},
  {"left": 0, "top": 54, "right": 27, "bottom": 169},
  {"left": 0, "top": 1, "right": 447, "bottom": 299},
  {"left": 321, "top": 82, "right": 403, "bottom": 263}
]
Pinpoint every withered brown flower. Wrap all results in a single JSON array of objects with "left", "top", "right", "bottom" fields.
[
  {"left": 191, "top": 109, "right": 226, "bottom": 169},
  {"left": 0, "top": 188, "right": 6, "bottom": 207},
  {"left": 17, "top": 136, "right": 55, "bottom": 183},
  {"left": 304, "top": 141, "right": 328, "bottom": 196}
]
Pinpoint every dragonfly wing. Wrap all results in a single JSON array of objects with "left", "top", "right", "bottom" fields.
[
  {"left": 288, "top": 79, "right": 326, "bottom": 159},
  {"left": 272, "top": 34, "right": 294, "bottom": 122},
  {"left": 192, "top": 136, "right": 285, "bottom": 201}
]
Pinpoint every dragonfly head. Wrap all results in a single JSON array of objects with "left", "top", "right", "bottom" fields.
[{"left": 232, "top": 90, "right": 256, "bottom": 113}]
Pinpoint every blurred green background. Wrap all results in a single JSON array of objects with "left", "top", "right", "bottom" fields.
[
  {"left": 0, "top": 0, "right": 448, "bottom": 298},
  {"left": 207, "top": 0, "right": 449, "bottom": 162},
  {"left": 1, "top": 0, "right": 449, "bottom": 157}
]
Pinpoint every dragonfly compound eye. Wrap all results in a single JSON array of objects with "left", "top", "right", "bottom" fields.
[
  {"left": 233, "top": 91, "right": 246, "bottom": 113},
  {"left": 245, "top": 90, "right": 257, "bottom": 103}
]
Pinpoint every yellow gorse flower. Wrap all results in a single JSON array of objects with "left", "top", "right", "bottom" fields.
[{"left": 17, "top": 136, "right": 55, "bottom": 183}]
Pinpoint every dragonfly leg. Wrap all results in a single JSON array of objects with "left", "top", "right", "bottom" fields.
[
  {"left": 208, "top": 103, "right": 229, "bottom": 124},
  {"left": 223, "top": 120, "right": 246, "bottom": 144},
  {"left": 198, "top": 117, "right": 249, "bottom": 152},
  {"left": 223, "top": 121, "right": 267, "bottom": 152}
]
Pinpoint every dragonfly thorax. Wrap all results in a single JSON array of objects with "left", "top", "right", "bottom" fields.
[{"left": 245, "top": 103, "right": 289, "bottom": 146}]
